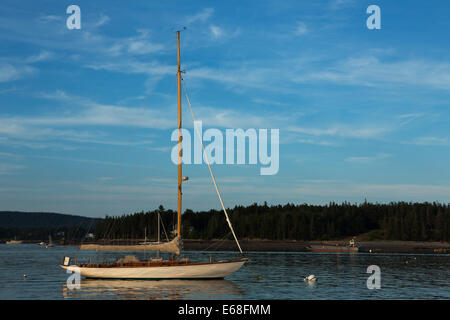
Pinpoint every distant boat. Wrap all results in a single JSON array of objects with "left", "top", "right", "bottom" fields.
[
  {"left": 39, "top": 235, "right": 54, "bottom": 247},
  {"left": 46, "top": 235, "right": 54, "bottom": 248},
  {"left": 6, "top": 239, "right": 23, "bottom": 245},
  {"left": 139, "top": 226, "right": 151, "bottom": 245},
  {"left": 307, "top": 238, "right": 359, "bottom": 253},
  {"left": 6, "top": 236, "right": 22, "bottom": 245},
  {"left": 139, "top": 211, "right": 168, "bottom": 245}
]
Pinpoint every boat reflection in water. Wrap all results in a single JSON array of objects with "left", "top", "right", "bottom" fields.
[{"left": 62, "top": 279, "right": 243, "bottom": 300}]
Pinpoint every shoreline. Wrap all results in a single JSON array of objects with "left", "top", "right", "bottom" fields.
[
  {"left": 182, "top": 239, "right": 450, "bottom": 254},
  {"left": 2, "top": 239, "right": 449, "bottom": 254}
]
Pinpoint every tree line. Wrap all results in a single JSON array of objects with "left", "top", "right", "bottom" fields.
[{"left": 94, "top": 202, "right": 450, "bottom": 242}]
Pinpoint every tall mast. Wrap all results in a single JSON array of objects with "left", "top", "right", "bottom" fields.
[{"left": 177, "top": 31, "right": 182, "bottom": 237}]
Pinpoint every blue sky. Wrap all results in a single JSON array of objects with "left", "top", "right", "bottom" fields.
[{"left": 1, "top": 0, "right": 450, "bottom": 217}]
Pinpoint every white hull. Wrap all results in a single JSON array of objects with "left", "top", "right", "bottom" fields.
[{"left": 61, "top": 259, "right": 246, "bottom": 279}]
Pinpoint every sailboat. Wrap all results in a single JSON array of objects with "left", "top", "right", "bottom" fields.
[
  {"left": 6, "top": 236, "right": 22, "bottom": 245},
  {"left": 139, "top": 227, "right": 150, "bottom": 245},
  {"left": 139, "top": 211, "right": 167, "bottom": 245},
  {"left": 60, "top": 31, "right": 247, "bottom": 279}
]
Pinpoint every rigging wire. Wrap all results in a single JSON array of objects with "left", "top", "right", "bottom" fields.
[
  {"left": 181, "top": 77, "right": 243, "bottom": 255},
  {"left": 202, "top": 231, "right": 232, "bottom": 252},
  {"left": 74, "top": 217, "right": 96, "bottom": 261},
  {"left": 159, "top": 212, "right": 170, "bottom": 242}
]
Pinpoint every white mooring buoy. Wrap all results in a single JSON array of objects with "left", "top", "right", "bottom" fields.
[{"left": 304, "top": 274, "right": 318, "bottom": 282}]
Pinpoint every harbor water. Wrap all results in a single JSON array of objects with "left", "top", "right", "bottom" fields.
[{"left": 0, "top": 244, "right": 448, "bottom": 299}]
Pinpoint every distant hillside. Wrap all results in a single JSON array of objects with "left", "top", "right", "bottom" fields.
[
  {"left": 0, "top": 211, "right": 99, "bottom": 228},
  {"left": 0, "top": 211, "right": 101, "bottom": 241}
]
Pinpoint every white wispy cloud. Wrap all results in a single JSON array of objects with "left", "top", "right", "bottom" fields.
[
  {"left": 300, "top": 179, "right": 342, "bottom": 183},
  {"left": 251, "top": 98, "right": 290, "bottom": 107},
  {"left": 0, "top": 48, "right": 58, "bottom": 84},
  {"left": 411, "top": 136, "right": 449, "bottom": 146},
  {"left": 210, "top": 25, "right": 223, "bottom": 39},
  {"left": 298, "top": 138, "right": 338, "bottom": 146},
  {"left": 66, "top": 137, "right": 152, "bottom": 147},
  {"left": 0, "top": 122, "right": 102, "bottom": 145},
  {"left": 98, "top": 177, "right": 115, "bottom": 182},
  {"left": 329, "top": 0, "right": 356, "bottom": 10},
  {"left": 85, "top": 51, "right": 450, "bottom": 96},
  {"left": 0, "top": 89, "right": 291, "bottom": 151},
  {"left": 0, "top": 50, "right": 54, "bottom": 83},
  {"left": 294, "top": 180, "right": 450, "bottom": 200},
  {"left": 397, "top": 113, "right": 426, "bottom": 125},
  {"left": 0, "top": 152, "right": 20, "bottom": 158},
  {"left": 83, "top": 47, "right": 450, "bottom": 98},
  {"left": 187, "top": 8, "right": 214, "bottom": 24},
  {"left": 151, "top": 146, "right": 171, "bottom": 152},
  {"left": 0, "top": 136, "right": 77, "bottom": 150},
  {"left": 287, "top": 124, "right": 390, "bottom": 139},
  {"left": 3, "top": 12, "right": 166, "bottom": 61},
  {"left": 352, "top": 183, "right": 450, "bottom": 199},
  {"left": 0, "top": 63, "right": 34, "bottom": 82},
  {"left": 294, "top": 56, "right": 450, "bottom": 90},
  {"left": 31, "top": 155, "right": 152, "bottom": 169},
  {"left": 0, "top": 90, "right": 167, "bottom": 149},
  {"left": 4, "top": 105, "right": 171, "bottom": 130},
  {"left": 186, "top": 105, "right": 291, "bottom": 129},
  {"left": 0, "top": 163, "right": 26, "bottom": 175},
  {"left": 186, "top": 64, "right": 286, "bottom": 92},
  {"left": 106, "top": 29, "right": 164, "bottom": 56},
  {"left": 294, "top": 22, "right": 308, "bottom": 35},
  {"left": 37, "top": 15, "right": 63, "bottom": 23},
  {"left": 94, "top": 14, "right": 110, "bottom": 27},
  {"left": 86, "top": 60, "right": 174, "bottom": 76},
  {"left": 345, "top": 153, "right": 391, "bottom": 163},
  {"left": 25, "top": 50, "right": 54, "bottom": 63},
  {"left": 85, "top": 58, "right": 277, "bottom": 93}
]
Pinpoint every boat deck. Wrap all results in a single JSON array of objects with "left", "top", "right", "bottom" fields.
[{"left": 76, "top": 258, "right": 246, "bottom": 268}]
